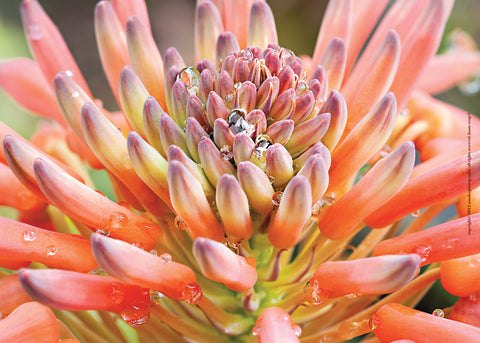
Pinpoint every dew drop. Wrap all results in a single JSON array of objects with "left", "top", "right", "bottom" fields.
[
  {"left": 292, "top": 324, "right": 302, "bottom": 337},
  {"left": 149, "top": 249, "right": 158, "bottom": 256},
  {"left": 223, "top": 240, "right": 239, "bottom": 254},
  {"left": 111, "top": 283, "right": 125, "bottom": 304},
  {"left": 311, "top": 201, "right": 322, "bottom": 217},
  {"left": 174, "top": 216, "right": 188, "bottom": 231},
  {"left": 132, "top": 242, "right": 144, "bottom": 250},
  {"left": 27, "top": 23, "right": 42, "bottom": 40},
  {"left": 415, "top": 245, "right": 432, "bottom": 262},
  {"left": 220, "top": 145, "right": 233, "bottom": 160},
  {"left": 224, "top": 93, "right": 235, "bottom": 109},
  {"left": 65, "top": 70, "right": 73, "bottom": 77},
  {"left": 120, "top": 302, "right": 150, "bottom": 327},
  {"left": 240, "top": 49, "right": 254, "bottom": 63},
  {"left": 23, "top": 230, "right": 37, "bottom": 242},
  {"left": 182, "top": 282, "right": 203, "bottom": 304},
  {"left": 46, "top": 245, "right": 57, "bottom": 256},
  {"left": 89, "top": 268, "right": 107, "bottom": 275},
  {"left": 150, "top": 289, "right": 165, "bottom": 302},
  {"left": 319, "top": 192, "right": 336, "bottom": 207},
  {"left": 160, "top": 253, "right": 172, "bottom": 263},
  {"left": 368, "top": 316, "right": 379, "bottom": 331},
  {"left": 272, "top": 191, "right": 283, "bottom": 206},
  {"left": 268, "top": 175, "right": 275, "bottom": 184},
  {"left": 252, "top": 326, "right": 261, "bottom": 336},
  {"left": 432, "top": 309, "right": 444, "bottom": 318},
  {"left": 109, "top": 212, "right": 129, "bottom": 230},
  {"left": 442, "top": 238, "right": 458, "bottom": 249},
  {"left": 96, "top": 229, "right": 111, "bottom": 236},
  {"left": 178, "top": 67, "right": 200, "bottom": 89},
  {"left": 345, "top": 293, "right": 362, "bottom": 300},
  {"left": 71, "top": 90, "right": 80, "bottom": 98},
  {"left": 304, "top": 280, "right": 329, "bottom": 305},
  {"left": 411, "top": 210, "right": 422, "bottom": 217}
]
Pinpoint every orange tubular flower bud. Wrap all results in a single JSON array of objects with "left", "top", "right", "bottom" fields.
[
  {"left": 0, "top": 274, "right": 32, "bottom": 316},
  {"left": 285, "top": 113, "right": 331, "bottom": 158},
  {"left": 311, "top": 0, "right": 351, "bottom": 72},
  {"left": 0, "top": 58, "right": 65, "bottom": 124},
  {"left": 441, "top": 253, "right": 480, "bottom": 297},
  {"left": 111, "top": 0, "right": 151, "bottom": 34},
  {"left": 81, "top": 102, "right": 169, "bottom": 216},
  {"left": 268, "top": 175, "right": 312, "bottom": 249},
  {"left": 365, "top": 152, "right": 480, "bottom": 228},
  {"left": 195, "top": 1, "right": 223, "bottom": 64},
  {"left": 119, "top": 66, "right": 150, "bottom": 138},
  {"left": 329, "top": 92, "right": 397, "bottom": 194},
  {"left": 266, "top": 143, "right": 294, "bottom": 188},
  {"left": 319, "top": 38, "right": 346, "bottom": 91},
  {"left": 18, "top": 269, "right": 151, "bottom": 326},
  {"left": 342, "top": 30, "right": 400, "bottom": 134},
  {"left": 305, "top": 255, "right": 421, "bottom": 303},
  {"left": 0, "top": 302, "right": 60, "bottom": 343},
  {"left": 237, "top": 161, "right": 275, "bottom": 213},
  {"left": 449, "top": 297, "right": 480, "bottom": 328},
  {"left": 216, "top": 174, "right": 254, "bottom": 242},
  {"left": 253, "top": 307, "right": 301, "bottom": 342},
  {"left": 20, "top": 0, "right": 91, "bottom": 96},
  {"left": 193, "top": 237, "right": 257, "bottom": 292},
  {"left": 373, "top": 214, "right": 480, "bottom": 266},
  {"left": 0, "top": 216, "right": 97, "bottom": 273},
  {"left": 127, "top": 132, "right": 172, "bottom": 209},
  {"left": 319, "top": 141, "right": 415, "bottom": 240},
  {"left": 126, "top": 16, "right": 165, "bottom": 108},
  {"left": 94, "top": 1, "right": 129, "bottom": 103},
  {"left": 372, "top": 303, "right": 480, "bottom": 343},
  {"left": 198, "top": 137, "right": 236, "bottom": 186},
  {"left": 91, "top": 234, "right": 201, "bottom": 303},
  {"left": 167, "top": 161, "right": 224, "bottom": 241},
  {"left": 318, "top": 89, "right": 347, "bottom": 151},
  {"left": 32, "top": 157, "right": 162, "bottom": 250},
  {"left": 297, "top": 154, "right": 329, "bottom": 205},
  {"left": 247, "top": 1, "right": 278, "bottom": 50}
]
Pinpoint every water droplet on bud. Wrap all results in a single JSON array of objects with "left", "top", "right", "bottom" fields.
[
  {"left": 46, "top": 245, "right": 57, "bottom": 256},
  {"left": 432, "top": 309, "right": 444, "bottom": 317},
  {"left": 345, "top": 293, "right": 362, "bottom": 300},
  {"left": 23, "top": 230, "right": 37, "bottom": 242},
  {"left": 292, "top": 324, "right": 302, "bottom": 337},
  {"left": 415, "top": 245, "right": 432, "bottom": 262},
  {"left": 240, "top": 49, "right": 254, "bottom": 63},
  {"left": 120, "top": 303, "right": 150, "bottom": 327},
  {"left": 411, "top": 210, "right": 422, "bottom": 217},
  {"left": 96, "top": 229, "right": 111, "bottom": 236},
  {"left": 182, "top": 283, "right": 203, "bottom": 304},
  {"left": 160, "top": 253, "right": 172, "bottom": 263},
  {"left": 132, "top": 242, "right": 144, "bottom": 250},
  {"left": 174, "top": 216, "right": 188, "bottom": 231},
  {"left": 65, "top": 70, "right": 73, "bottom": 77},
  {"left": 252, "top": 326, "right": 261, "bottom": 336},
  {"left": 111, "top": 283, "right": 125, "bottom": 304},
  {"left": 109, "top": 212, "right": 129, "bottom": 230},
  {"left": 304, "top": 280, "right": 329, "bottom": 305},
  {"left": 368, "top": 316, "right": 379, "bottom": 331},
  {"left": 272, "top": 191, "right": 283, "bottom": 206}
]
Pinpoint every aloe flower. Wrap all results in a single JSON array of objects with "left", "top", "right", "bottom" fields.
[{"left": 1, "top": 0, "right": 480, "bottom": 342}]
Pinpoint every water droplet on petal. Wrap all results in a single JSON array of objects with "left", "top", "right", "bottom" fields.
[
  {"left": 178, "top": 67, "right": 200, "bottom": 96},
  {"left": 432, "top": 309, "right": 444, "bottom": 317},
  {"left": 27, "top": 23, "right": 42, "bottom": 40},
  {"left": 174, "top": 216, "right": 188, "bottom": 231},
  {"left": 23, "top": 230, "right": 37, "bottom": 242},
  {"left": 120, "top": 302, "right": 150, "bottom": 327},
  {"left": 96, "top": 229, "right": 111, "bottom": 236},
  {"left": 292, "top": 324, "right": 302, "bottom": 337},
  {"left": 368, "top": 316, "right": 379, "bottom": 331},
  {"left": 111, "top": 283, "right": 125, "bottom": 304},
  {"left": 415, "top": 245, "right": 432, "bottom": 262},
  {"left": 149, "top": 249, "right": 158, "bottom": 256},
  {"left": 252, "top": 326, "right": 261, "bottom": 336},
  {"left": 109, "top": 212, "right": 128, "bottom": 230},
  {"left": 132, "top": 242, "right": 144, "bottom": 250},
  {"left": 89, "top": 268, "right": 107, "bottom": 275},
  {"left": 150, "top": 289, "right": 164, "bottom": 303},
  {"left": 411, "top": 210, "right": 422, "bottom": 217},
  {"left": 46, "top": 245, "right": 57, "bottom": 256},
  {"left": 71, "top": 90, "right": 80, "bottom": 98},
  {"left": 160, "top": 253, "right": 172, "bottom": 263},
  {"left": 304, "top": 280, "right": 330, "bottom": 305},
  {"left": 442, "top": 238, "right": 458, "bottom": 249},
  {"left": 240, "top": 49, "right": 254, "bottom": 63},
  {"left": 182, "top": 282, "right": 203, "bottom": 304},
  {"left": 65, "top": 70, "right": 73, "bottom": 77},
  {"left": 345, "top": 293, "right": 362, "bottom": 300},
  {"left": 272, "top": 191, "right": 283, "bottom": 206}
]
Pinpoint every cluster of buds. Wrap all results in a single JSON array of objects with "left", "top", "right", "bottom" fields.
[{"left": 0, "top": 0, "right": 480, "bottom": 342}]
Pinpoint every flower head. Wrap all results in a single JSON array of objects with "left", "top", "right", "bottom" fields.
[{"left": 1, "top": 0, "right": 480, "bottom": 342}]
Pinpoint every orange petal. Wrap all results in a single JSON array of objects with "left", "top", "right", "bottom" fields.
[
  {"left": 366, "top": 152, "right": 480, "bottom": 228},
  {"left": 253, "top": 307, "right": 301, "bottom": 342},
  {"left": 0, "top": 58, "right": 65, "bottom": 124},
  {"left": 441, "top": 253, "right": 480, "bottom": 297},
  {"left": 20, "top": 0, "right": 91, "bottom": 96},
  {"left": 195, "top": 1, "right": 223, "bottom": 64},
  {"left": 0, "top": 301, "right": 59, "bottom": 343},
  {"left": 372, "top": 303, "right": 480, "bottom": 343},
  {"left": 18, "top": 269, "right": 151, "bottom": 326},
  {"left": 111, "top": 0, "right": 151, "bottom": 34},
  {"left": 247, "top": 1, "right": 277, "bottom": 50},
  {"left": 0, "top": 216, "right": 97, "bottom": 272},
  {"left": 32, "top": 157, "right": 162, "bottom": 250},
  {"left": 319, "top": 38, "right": 347, "bottom": 91},
  {"left": 373, "top": 213, "right": 480, "bottom": 266},
  {"left": 449, "top": 297, "right": 480, "bottom": 328},
  {"left": 91, "top": 233, "right": 201, "bottom": 303},
  {"left": 193, "top": 237, "right": 257, "bottom": 292},
  {"left": 0, "top": 274, "right": 32, "bottom": 316}
]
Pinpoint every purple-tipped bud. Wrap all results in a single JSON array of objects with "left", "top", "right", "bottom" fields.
[
  {"left": 268, "top": 175, "right": 312, "bottom": 249},
  {"left": 237, "top": 161, "right": 275, "bottom": 213},
  {"left": 310, "top": 64, "right": 329, "bottom": 101},
  {"left": 319, "top": 89, "right": 348, "bottom": 150},
  {"left": 248, "top": 1, "right": 278, "bottom": 49},
  {"left": 185, "top": 117, "right": 209, "bottom": 163},
  {"left": 308, "top": 78, "right": 322, "bottom": 99},
  {"left": 297, "top": 155, "right": 329, "bottom": 205},
  {"left": 216, "top": 175, "right": 254, "bottom": 242},
  {"left": 264, "top": 49, "right": 281, "bottom": 75},
  {"left": 266, "top": 143, "right": 294, "bottom": 188},
  {"left": 221, "top": 54, "right": 237, "bottom": 76},
  {"left": 293, "top": 142, "right": 331, "bottom": 172},
  {"left": 186, "top": 94, "right": 209, "bottom": 130},
  {"left": 170, "top": 80, "right": 188, "bottom": 128},
  {"left": 213, "top": 119, "right": 235, "bottom": 149},
  {"left": 290, "top": 91, "right": 315, "bottom": 122},
  {"left": 248, "top": 58, "right": 272, "bottom": 88},
  {"left": 142, "top": 96, "right": 166, "bottom": 157},
  {"left": 319, "top": 37, "right": 346, "bottom": 91},
  {"left": 265, "top": 120, "right": 294, "bottom": 145},
  {"left": 215, "top": 71, "right": 234, "bottom": 99},
  {"left": 285, "top": 113, "right": 331, "bottom": 158},
  {"left": 234, "top": 81, "right": 256, "bottom": 113},
  {"left": 233, "top": 134, "right": 255, "bottom": 165},
  {"left": 216, "top": 32, "right": 240, "bottom": 62},
  {"left": 198, "top": 69, "right": 215, "bottom": 104},
  {"left": 196, "top": 58, "right": 216, "bottom": 74},
  {"left": 159, "top": 114, "right": 188, "bottom": 156},
  {"left": 232, "top": 58, "right": 250, "bottom": 83},
  {"left": 269, "top": 88, "right": 296, "bottom": 121},
  {"left": 194, "top": 1, "right": 223, "bottom": 64},
  {"left": 165, "top": 65, "right": 180, "bottom": 113},
  {"left": 167, "top": 161, "right": 224, "bottom": 241},
  {"left": 257, "top": 76, "right": 279, "bottom": 114},
  {"left": 277, "top": 66, "right": 296, "bottom": 95},
  {"left": 206, "top": 91, "right": 229, "bottom": 127},
  {"left": 198, "top": 137, "right": 235, "bottom": 186},
  {"left": 163, "top": 47, "right": 185, "bottom": 75}
]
